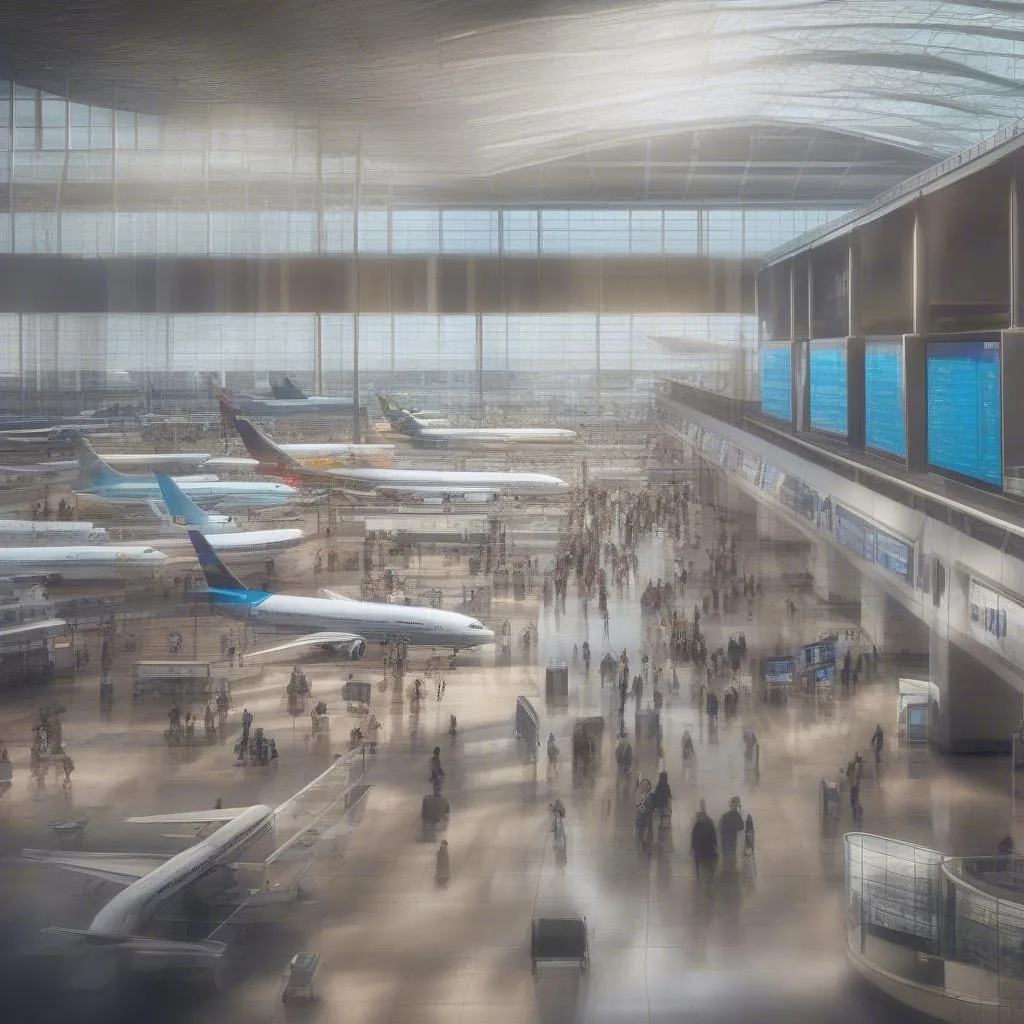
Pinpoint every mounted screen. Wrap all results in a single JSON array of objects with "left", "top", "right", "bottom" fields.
[
  {"left": 865, "top": 340, "right": 906, "bottom": 457},
  {"left": 760, "top": 345, "right": 792, "bottom": 422},
  {"left": 926, "top": 339, "right": 1001, "bottom": 488},
  {"left": 809, "top": 342, "right": 848, "bottom": 436}
]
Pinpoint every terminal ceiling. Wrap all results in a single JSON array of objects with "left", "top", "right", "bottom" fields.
[{"left": 2, "top": 1, "right": 1024, "bottom": 206}]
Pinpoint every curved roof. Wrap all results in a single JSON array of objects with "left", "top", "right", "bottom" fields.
[{"left": 2, "top": 0, "right": 1023, "bottom": 201}]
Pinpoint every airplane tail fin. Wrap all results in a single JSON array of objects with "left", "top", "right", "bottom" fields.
[
  {"left": 77, "top": 439, "right": 130, "bottom": 486},
  {"left": 214, "top": 387, "right": 238, "bottom": 425},
  {"left": 377, "top": 395, "right": 421, "bottom": 436},
  {"left": 155, "top": 472, "right": 210, "bottom": 528},
  {"left": 232, "top": 416, "right": 299, "bottom": 470},
  {"left": 269, "top": 374, "right": 308, "bottom": 401},
  {"left": 187, "top": 529, "right": 247, "bottom": 592}
]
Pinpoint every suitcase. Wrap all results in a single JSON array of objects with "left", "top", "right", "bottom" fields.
[{"left": 421, "top": 795, "right": 450, "bottom": 824}]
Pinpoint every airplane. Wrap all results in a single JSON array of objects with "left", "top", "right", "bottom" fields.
[
  {"left": 213, "top": 391, "right": 394, "bottom": 468},
  {"left": 0, "top": 520, "right": 109, "bottom": 545},
  {"left": 22, "top": 753, "right": 371, "bottom": 981},
  {"left": 377, "top": 394, "right": 577, "bottom": 448},
  {"left": 228, "top": 415, "right": 572, "bottom": 502},
  {"left": 151, "top": 473, "right": 304, "bottom": 561},
  {"left": 75, "top": 440, "right": 298, "bottom": 511},
  {"left": 375, "top": 394, "right": 449, "bottom": 427},
  {"left": 214, "top": 382, "right": 361, "bottom": 419},
  {"left": 0, "top": 544, "right": 167, "bottom": 581},
  {"left": 187, "top": 527, "right": 495, "bottom": 659},
  {"left": 270, "top": 375, "right": 447, "bottom": 422}
]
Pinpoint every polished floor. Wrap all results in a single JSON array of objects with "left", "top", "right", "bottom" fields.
[{"left": 0, "top": 487, "right": 1012, "bottom": 1023}]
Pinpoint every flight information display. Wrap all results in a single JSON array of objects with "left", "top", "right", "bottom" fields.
[
  {"left": 836, "top": 504, "right": 913, "bottom": 581},
  {"left": 865, "top": 341, "right": 906, "bottom": 457},
  {"left": 927, "top": 340, "right": 1002, "bottom": 487},
  {"left": 760, "top": 345, "right": 792, "bottom": 422},
  {"left": 809, "top": 343, "right": 848, "bottom": 436}
]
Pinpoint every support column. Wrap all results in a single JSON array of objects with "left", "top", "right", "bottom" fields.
[
  {"left": 1011, "top": 160, "right": 1023, "bottom": 329},
  {"left": 807, "top": 257, "right": 815, "bottom": 341},
  {"left": 930, "top": 631, "right": 1022, "bottom": 754},
  {"left": 313, "top": 313, "right": 323, "bottom": 396},
  {"left": 595, "top": 314, "right": 601, "bottom": 407},
  {"left": 912, "top": 203, "right": 929, "bottom": 336},
  {"left": 475, "top": 313, "right": 484, "bottom": 411},
  {"left": 848, "top": 232, "right": 861, "bottom": 336},
  {"left": 788, "top": 262, "right": 797, "bottom": 342},
  {"left": 351, "top": 136, "right": 362, "bottom": 443}
]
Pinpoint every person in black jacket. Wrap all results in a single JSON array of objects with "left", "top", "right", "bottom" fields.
[
  {"left": 691, "top": 799, "right": 718, "bottom": 880},
  {"left": 719, "top": 796, "right": 745, "bottom": 871}
]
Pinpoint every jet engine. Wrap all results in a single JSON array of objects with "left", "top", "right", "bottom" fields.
[{"left": 324, "top": 639, "right": 366, "bottom": 660}]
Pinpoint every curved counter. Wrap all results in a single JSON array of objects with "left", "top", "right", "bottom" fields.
[{"left": 845, "top": 834, "right": 1024, "bottom": 1022}]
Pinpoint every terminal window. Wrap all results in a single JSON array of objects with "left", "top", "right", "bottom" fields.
[
  {"left": 926, "top": 339, "right": 1002, "bottom": 488},
  {"left": 760, "top": 345, "right": 792, "bottom": 422}
]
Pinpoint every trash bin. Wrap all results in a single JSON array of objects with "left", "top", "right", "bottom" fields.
[{"left": 545, "top": 664, "right": 568, "bottom": 701}]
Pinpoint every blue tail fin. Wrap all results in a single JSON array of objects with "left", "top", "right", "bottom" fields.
[
  {"left": 77, "top": 439, "right": 130, "bottom": 487},
  {"left": 187, "top": 529, "right": 247, "bottom": 591},
  {"left": 155, "top": 472, "right": 210, "bottom": 527}
]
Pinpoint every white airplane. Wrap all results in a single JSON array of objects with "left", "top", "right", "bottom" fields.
[
  {"left": 0, "top": 544, "right": 166, "bottom": 581},
  {"left": 149, "top": 472, "right": 304, "bottom": 562},
  {"left": 188, "top": 528, "right": 494, "bottom": 660},
  {"left": 23, "top": 754, "right": 370, "bottom": 980},
  {"left": 76, "top": 440, "right": 298, "bottom": 510},
  {"left": 378, "top": 395, "right": 575, "bottom": 447},
  {"left": 230, "top": 416, "right": 571, "bottom": 502},
  {"left": 98, "top": 451, "right": 213, "bottom": 472},
  {"left": 0, "top": 520, "right": 109, "bottom": 545}
]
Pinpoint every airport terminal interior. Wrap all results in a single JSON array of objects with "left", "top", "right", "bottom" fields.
[{"left": 8, "top": 4, "right": 1024, "bottom": 1023}]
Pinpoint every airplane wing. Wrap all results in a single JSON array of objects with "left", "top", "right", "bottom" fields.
[
  {"left": 319, "top": 589, "right": 357, "bottom": 601},
  {"left": 45, "top": 926, "right": 226, "bottom": 959},
  {"left": 125, "top": 807, "right": 255, "bottom": 825},
  {"left": 242, "top": 631, "right": 367, "bottom": 660},
  {"left": 22, "top": 849, "right": 167, "bottom": 886}
]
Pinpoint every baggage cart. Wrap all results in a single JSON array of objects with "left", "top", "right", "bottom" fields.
[
  {"left": 282, "top": 951, "right": 320, "bottom": 1003},
  {"left": 530, "top": 917, "right": 589, "bottom": 974}
]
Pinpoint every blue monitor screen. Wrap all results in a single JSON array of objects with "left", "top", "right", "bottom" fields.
[
  {"left": 865, "top": 341, "right": 906, "bottom": 457},
  {"left": 760, "top": 345, "right": 792, "bottom": 422},
  {"left": 927, "top": 340, "right": 1002, "bottom": 487},
  {"left": 809, "top": 344, "right": 848, "bottom": 436}
]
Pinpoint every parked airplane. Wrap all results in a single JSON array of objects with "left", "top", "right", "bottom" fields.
[
  {"left": 98, "top": 451, "right": 214, "bottom": 472},
  {"left": 377, "top": 394, "right": 577, "bottom": 447},
  {"left": 214, "top": 383, "right": 361, "bottom": 419},
  {"left": 270, "top": 375, "right": 447, "bottom": 421},
  {"left": 214, "top": 391, "right": 394, "bottom": 467},
  {"left": 151, "top": 473, "right": 303, "bottom": 561},
  {"left": 0, "top": 520, "right": 108, "bottom": 545},
  {"left": 0, "top": 544, "right": 167, "bottom": 581},
  {"left": 229, "top": 416, "right": 571, "bottom": 501},
  {"left": 76, "top": 441, "right": 298, "bottom": 510},
  {"left": 23, "top": 753, "right": 370, "bottom": 981},
  {"left": 375, "top": 394, "right": 449, "bottom": 427},
  {"left": 188, "top": 528, "right": 494, "bottom": 659}
]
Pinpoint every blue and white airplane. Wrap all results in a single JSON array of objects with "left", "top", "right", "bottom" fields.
[
  {"left": 187, "top": 529, "right": 494, "bottom": 660},
  {"left": 151, "top": 473, "right": 304, "bottom": 562},
  {"left": 76, "top": 440, "right": 298, "bottom": 511}
]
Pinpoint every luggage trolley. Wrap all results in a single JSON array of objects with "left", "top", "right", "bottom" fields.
[
  {"left": 281, "top": 951, "right": 321, "bottom": 1004},
  {"left": 530, "top": 917, "right": 589, "bottom": 974}
]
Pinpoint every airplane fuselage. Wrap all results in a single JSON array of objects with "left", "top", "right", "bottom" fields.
[
  {"left": 330, "top": 467, "right": 569, "bottom": 497},
  {"left": 80, "top": 479, "right": 297, "bottom": 510},
  {"left": 90, "top": 806, "right": 274, "bottom": 935},
  {"left": 208, "top": 590, "right": 494, "bottom": 649},
  {"left": 156, "top": 529, "right": 303, "bottom": 560},
  {"left": 0, "top": 545, "right": 167, "bottom": 580}
]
